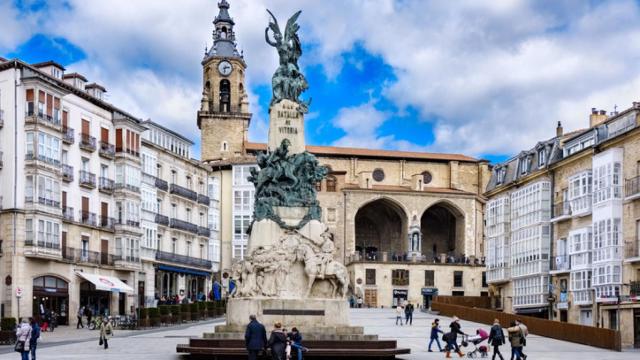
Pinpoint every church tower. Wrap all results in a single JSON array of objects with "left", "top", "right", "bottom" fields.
[{"left": 198, "top": 0, "right": 251, "bottom": 162}]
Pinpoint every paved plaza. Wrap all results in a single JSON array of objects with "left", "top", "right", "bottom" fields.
[{"left": 0, "top": 309, "right": 636, "bottom": 359}]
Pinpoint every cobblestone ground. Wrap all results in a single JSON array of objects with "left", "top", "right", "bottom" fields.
[{"left": 0, "top": 309, "right": 637, "bottom": 359}]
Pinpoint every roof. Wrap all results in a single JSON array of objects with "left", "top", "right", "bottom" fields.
[
  {"left": 244, "top": 142, "right": 480, "bottom": 163},
  {"left": 142, "top": 120, "right": 194, "bottom": 145},
  {"left": 31, "top": 60, "right": 66, "bottom": 71},
  {"left": 63, "top": 72, "right": 88, "bottom": 82},
  {"left": 0, "top": 56, "right": 7, "bottom": 63},
  {"left": 214, "top": 0, "right": 234, "bottom": 24},
  {"left": 85, "top": 83, "right": 107, "bottom": 92}
]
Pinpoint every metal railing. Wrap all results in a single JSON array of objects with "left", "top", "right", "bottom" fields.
[
  {"left": 170, "top": 183, "right": 198, "bottom": 202},
  {"left": 169, "top": 218, "right": 199, "bottom": 234},
  {"left": 63, "top": 246, "right": 113, "bottom": 266},
  {"left": 25, "top": 110, "right": 61, "bottom": 128},
  {"left": 625, "top": 240, "right": 639, "bottom": 259},
  {"left": 100, "top": 216, "right": 115, "bottom": 230},
  {"left": 113, "top": 254, "right": 140, "bottom": 263},
  {"left": 552, "top": 255, "right": 570, "bottom": 271},
  {"left": 553, "top": 201, "right": 571, "bottom": 218},
  {"left": 62, "top": 126, "right": 74, "bottom": 144},
  {"left": 115, "top": 218, "right": 140, "bottom": 228},
  {"left": 197, "top": 226, "right": 211, "bottom": 237},
  {"left": 79, "top": 133, "right": 97, "bottom": 151},
  {"left": 155, "top": 250, "right": 212, "bottom": 269},
  {"left": 63, "top": 206, "right": 74, "bottom": 222},
  {"left": 79, "top": 170, "right": 96, "bottom": 188},
  {"left": 155, "top": 177, "right": 169, "bottom": 192},
  {"left": 62, "top": 164, "right": 74, "bottom": 182},
  {"left": 155, "top": 213, "right": 169, "bottom": 226},
  {"left": 99, "top": 141, "right": 115, "bottom": 158},
  {"left": 347, "top": 251, "right": 484, "bottom": 266},
  {"left": 626, "top": 176, "right": 640, "bottom": 198},
  {"left": 37, "top": 196, "right": 60, "bottom": 208},
  {"left": 631, "top": 281, "right": 640, "bottom": 297},
  {"left": 99, "top": 177, "right": 114, "bottom": 193},
  {"left": 197, "top": 194, "right": 210, "bottom": 205},
  {"left": 79, "top": 211, "right": 97, "bottom": 226},
  {"left": 25, "top": 240, "right": 60, "bottom": 249}
]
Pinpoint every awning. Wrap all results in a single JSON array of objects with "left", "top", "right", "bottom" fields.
[
  {"left": 157, "top": 264, "right": 211, "bottom": 277},
  {"left": 75, "top": 272, "right": 134, "bottom": 294}
]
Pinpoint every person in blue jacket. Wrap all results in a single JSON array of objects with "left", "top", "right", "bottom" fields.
[
  {"left": 428, "top": 318, "right": 444, "bottom": 352},
  {"left": 245, "top": 314, "right": 267, "bottom": 360}
]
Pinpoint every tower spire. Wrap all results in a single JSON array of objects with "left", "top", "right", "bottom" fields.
[{"left": 206, "top": 0, "right": 240, "bottom": 58}]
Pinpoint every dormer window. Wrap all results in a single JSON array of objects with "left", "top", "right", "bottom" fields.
[
  {"left": 520, "top": 157, "right": 531, "bottom": 175},
  {"left": 537, "top": 149, "right": 546, "bottom": 168},
  {"left": 496, "top": 167, "right": 506, "bottom": 185}
]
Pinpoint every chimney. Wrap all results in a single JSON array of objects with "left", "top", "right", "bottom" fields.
[
  {"left": 556, "top": 121, "right": 563, "bottom": 137},
  {"left": 633, "top": 102, "right": 640, "bottom": 109},
  {"left": 589, "top": 108, "right": 608, "bottom": 128}
]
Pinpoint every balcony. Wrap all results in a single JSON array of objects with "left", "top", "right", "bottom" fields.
[
  {"left": 114, "top": 182, "right": 140, "bottom": 193},
  {"left": 25, "top": 152, "right": 61, "bottom": 170},
  {"left": 37, "top": 196, "right": 60, "bottom": 208},
  {"left": 24, "top": 240, "right": 62, "bottom": 260},
  {"left": 550, "top": 255, "right": 570, "bottom": 274},
  {"left": 99, "top": 177, "right": 114, "bottom": 194},
  {"left": 62, "top": 127, "right": 74, "bottom": 144},
  {"left": 99, "top": 141, "right": 115, "bottom": 159},
  {"left": 169, "top": 183, "right": 198, "bottom": 202},
  {"left": 631, "top": 281, "right": 640, "bottom": 298},
  {"left": 155, "top": 250, "right": 212, "bottom": 269},
  {"left": 62, "top": 164, "right": 74, "bottom": 182},
  {"left": 551, "top": 201, "right": 571, "bottom": 222},
  {"left": 155, "top": 213, "right": 169, "bottom": 226},
  {"left": 624, "top": 240, "right": 640, "bottom": 263},
  {"left": 113, "top": 254, "right": 141, "bottom": 270},
  {"left": 63, "top": 206, "right": 74, "bottom": 222},
  {"left": 346, "top": 251, "right": 484, "bottom": 266},
  {"left": 115, "top": 146, "right": 140, "bottom": 158},
  {"left": 169, "top": 218, "right": 199, "bottom": 234},
  {"left": 198, "top": 226, "right": 211, "bottom": 237},
  {"left": 626, "top": 176, "right": 640, "bottom": 201},
  {"left": 114, "top": 218, "right": 142, "bottom": 234},
  {"left": 79, "top": 170, "right": 96, "bottom": 189},
  {"left": 79, "top": 211, "right": 97, "bottom": 227},
  {"left": 79, "top": 133, "right": 97, "bottom": 152},
  {"left": 155, "top": 177, "right": 169, "bottom": 192},
  {"left": 25, "top": 110, "right": 62, "bottom": 131},
  {"left": 63, "top": 247, "right": 113, "bottom": 266},
  {"left": 99, "top": 216, "right": 115, "bottom": 230},
  {"left": 197, "top": 194, "right": 210, "bottom": 205}
]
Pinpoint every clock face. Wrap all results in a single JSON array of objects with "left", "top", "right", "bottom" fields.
[{"left": 218, "top": 60, "right": 233, "bottom": 76}]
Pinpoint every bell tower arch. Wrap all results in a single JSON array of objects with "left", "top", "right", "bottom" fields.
[{"left": 198, "top": 0, "right": 251, "bottom": 162}]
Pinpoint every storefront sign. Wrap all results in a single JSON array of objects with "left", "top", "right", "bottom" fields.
[
  {"left": 393, "top": 289, "right": 408, "bottom": 297},
  {"left": 421, "top": 288, "right": 438, "bottom": 296}
]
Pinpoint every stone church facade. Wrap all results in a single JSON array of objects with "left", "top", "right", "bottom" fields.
[{"left": 200, "top": 1, "right": 491, "bottom": 308}]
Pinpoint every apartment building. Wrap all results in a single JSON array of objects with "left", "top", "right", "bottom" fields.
[
  {"left": 0, "top": 58, "right": 217, "bottom": 322},
  {"left": 485, "top": 108, "right": 640, "bottom": 348}
]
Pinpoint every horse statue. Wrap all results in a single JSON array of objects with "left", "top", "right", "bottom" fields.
[{"left": 296, "top": 243, "right": 349, "bottom": 298}]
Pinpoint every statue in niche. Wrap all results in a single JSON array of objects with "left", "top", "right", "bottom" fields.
[{"left": 265, "top": 9, "right": 311, "bottom": 113}]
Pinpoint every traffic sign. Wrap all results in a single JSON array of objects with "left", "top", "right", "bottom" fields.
[{"left": 15, "top": 287, "right": 23, "bottom": 298}]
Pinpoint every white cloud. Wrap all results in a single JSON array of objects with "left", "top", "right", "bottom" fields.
[
  {"left": 0, "top": 1, "right": 37, "bottom": 52},
  {"left": 10, "top": 0, "right": 640, "bottom": 158}
]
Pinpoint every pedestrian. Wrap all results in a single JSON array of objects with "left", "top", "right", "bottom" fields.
[
  {"left": 357, "top": 296, "right": 363, "bottom": 308},
  {"left": 245, "top": 314, "right": 267, "bottom": 360},
  {"left": 515, "top": 319, "right": 528, "bottom": 360},
  {"left": 488, "top": 319, "right": 505, "bottom": 360},
  {"left": 99, "top": 316, "right": 113, "bottom": 349},
  {"left": 287, "top": 327, "right": 308, "bottom": 360},
  {"left": 428, "top": 318, "right": 444, "bottom": 352},
  {"left": 15, "top": 318, "right": 32, "bottom": 360},
  {"left": 507, "top": 321, "right": 523, "bottom": 360},
  {"left": 29, "top": 317, "right": 40, "bottom": 360},
  {"left": 49, "top": 311, "right": 57, "bottom": 332},
  {"left": 85, "top": 306, "right": 92, "bottom": 329},
  {"left": 444, "top": 316, "right": 465, "bottom": 358},
  {"left": 395, "top": 304, "right": 404, "bottom": 326},
  {"left": 267, "top": 322, "right": 287, "bottom": 360},
  {"left": 404, "top": 302, "right": 414, "bottom": 325},
  {"left": 77, "top": 306, "right": 84, "bottom": 329}
]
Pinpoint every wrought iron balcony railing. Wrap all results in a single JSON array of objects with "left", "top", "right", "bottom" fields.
[
  {"left": 198, "top": 226, "right": 211, "bottom": 237},
  {"left": 155, "top": 177, "right": 169, "bottom": 191},
  {"left": 62, "top": 164, "right": 74, "bottom": 182},
  {"left": 155, "top": 213, "right": 169, "bottom": 226},
  {"left": 79, "top": 133, "right": 97, "bottom": 151},
  {"left": 62, "top": 126, "right": 74, "bottom": 144},
  {"left": 79, "top": 170, "right": 96, "bottom": 188},
  {"left": 79, "top": 211, "right": 97, "bottom": 227},
  {"left": 197, "top": 194, "right": 210, "bottom": 205},
  {"left": 169, "top": 183, "right": 198, "bottom": 202},
  {"left": 155, "top": 250, "right": 212, "bottom": 269},
  {"left": 169, "top": 218, "right": 199, "bottom": 234},
  {"left": 63, "top": 206, "right": 74, "bottom": 222},
  {"left": 626, "top": 176, "right": 640, "bottom": 199},
  {"left": 99, "top": 177, "right": 114, "bottom": 193},
  {"left": 99, "top": 141, "right": 115, "bottom": 159},
  {"left": 63, "top": 246, "right": 113, "bottom": 266}
]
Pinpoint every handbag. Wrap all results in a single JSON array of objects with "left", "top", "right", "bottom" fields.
[{"left": 14, "top": 340, "right": 25, "bottom": 352}]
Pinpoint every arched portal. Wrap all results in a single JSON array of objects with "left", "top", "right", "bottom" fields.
[
  {"left": 32, "top": 275, "right": 69, "bottom": 325},
  {"left": 420, "top": 201, "right": 465, "bottom": 259},
  {"left": 355, "top": 198, "right": 408, "bottom": 259}
]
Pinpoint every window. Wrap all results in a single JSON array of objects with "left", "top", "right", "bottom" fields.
[
  {"left": 25, "top": 219, "right": 34, "bottom": 244},
  {"left": 482, "top": 272, "right": 488, "bottom": 287},
  {"left": 537, "top": 149, "right": 545, "bottom": 167},
  {"left": 326, "top": 176, "right": 337, "bottom": 192},
  {"left": 171, "top": 170, "right": 177, "bottom": 184},
  {"left": 186, "top": 241, "right": 192, "bottom": 257},
  {"left": 35, "top": 132, "right": 61, "bottom": 165},
  {"left": 25, "top": 176, "right": 34, "bottom": 202},
  {"left": 496, "top": 167, "right": 506, "bottom": 184},
  {"left": 422, "top": 171, "right": 433, "bottom": 184},
  {"left": 186, "top": 176, "right": 192, "bottom": 190},
  {"left": 425, "top": 270, "right": 435, "bottom": 287},
  {"left": 36, "top": 175, "right": 61, "bottom": 207},
  {"left": 520, "top": 156, "right": 531, "bottom": 175},
  {"left": 81, "top": 237, "right": 89, "bottom": 259},
  {"left": 36, "top": 218, "right": 60, "bottom": 248},
  {"left": 453, "top": 271, "right": 463, "bottom": 287},
  {"left": 372, "top": 168, "right": 385, "bottom": 182},
  {"left": 171, "top": 203, "right": 177, "bottom": 218},
  {"left": 186, "top": 208, "right": 192, "bottom": 222},
  {"left": 172, "top": 238, "right": 177, "bottom": 253},
  {"left": 26, "top": 132, "right": 34, "bottom": 158},
  {"left": 365, "top": 269, "right": 376, "bottom": 285},
  {"left": 452, "top": 291, "right": 465, "bottom": 296},
  {"left": 391, "top": 269, "right": 409, "bottom": 286}
]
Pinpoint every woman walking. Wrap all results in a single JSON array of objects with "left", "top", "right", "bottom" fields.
[
  {"left": 15, "top": 318, "right": 32, "bottom": 360},
  {"left": 30, "top": 318, "right": 40, "bottom": 360},
  {"left": 99, "top": 316, "right": 114, "bottom": 350},
  {"left": 444, "top": 316, "right": 465, "bottom": 358},
  {"left": 488, "top": 319, "right": 505, "bottom": 360},
  {"left": 267, "top": 322, "right": 287, "bottom": 360},
  {"left": 507, "top": 321, "right": 523, "bottom": 360}
]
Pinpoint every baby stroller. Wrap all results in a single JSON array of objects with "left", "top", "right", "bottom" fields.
[{"left": 463, "top": 329, "right": 489, "bottom": 358}]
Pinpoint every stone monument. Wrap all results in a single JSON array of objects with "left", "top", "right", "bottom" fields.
[{"left": 211, "top": 9, "right": 356, "bottom": 338}]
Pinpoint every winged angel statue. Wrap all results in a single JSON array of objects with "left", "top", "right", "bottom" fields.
[{"left": 265, "top": 10, "right": 311, "bottom": 113}]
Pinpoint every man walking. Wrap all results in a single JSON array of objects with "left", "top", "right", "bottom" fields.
[
  {"left": 428, "top": 318, "right": 443, "bottom": 352},
  {"left": 77, "top": 306, "right": 84, "bottom": 329},
  {"left": 514, "top": 319, "right": 528, "bottom": 360},
  {"left": 404, "top": 302, "right": 414, "bottom": 325},
  {"left": 395, "top": 304, "right": 404, "bottom": 326},
  {"left": 245, "top": 314, "right": 267, "bottom": 360}
]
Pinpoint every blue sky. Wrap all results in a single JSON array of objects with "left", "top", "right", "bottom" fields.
[{"left": 4, "top": 0, "right": 640, "bottom": 164}]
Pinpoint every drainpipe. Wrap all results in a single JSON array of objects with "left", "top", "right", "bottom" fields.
[
  {"left": 548, "top": 168, "right": 555, "bottom": 321},
  {"left": 343, "top": 191, "right": 347, "bottom": 263}
]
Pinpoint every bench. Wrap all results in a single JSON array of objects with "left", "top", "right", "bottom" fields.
[{"left": 177, "top": 338, "right": 411, "bottom": 359}]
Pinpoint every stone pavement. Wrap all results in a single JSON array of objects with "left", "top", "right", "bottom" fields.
[{"left": 0, "top": 309, "right": 636, "bottom": 359}]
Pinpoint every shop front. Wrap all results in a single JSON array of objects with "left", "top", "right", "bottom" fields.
[
  {"left": 421, "top": 287, "right": 438, "bottom": 310},
  {"left": 155, "top": 265, "right": 210, "bottom": 302},
  {"left": 76, "top": 272, "right": 134, "bottom": 317},
  {"left": 32, "top": 276, "right": 69, "bottom": 325},
  {"left": 392, "top": 289, "right": 408, "bottom": 307}
]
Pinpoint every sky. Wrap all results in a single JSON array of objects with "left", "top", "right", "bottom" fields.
[{"left": 4, "top": 0, "right": 640, "bottom": 164}]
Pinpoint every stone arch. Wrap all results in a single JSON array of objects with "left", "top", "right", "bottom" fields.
[
  {"left": 420, "top": 200, "right": 466, "bottom": 259},
  {"left": 354, "top": 197, "right": 409, "bottom": 258}
]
